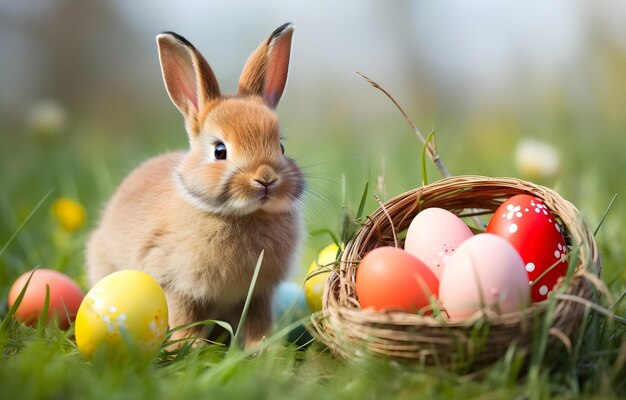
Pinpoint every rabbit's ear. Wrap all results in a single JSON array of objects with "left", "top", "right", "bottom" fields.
[
  {"left": 157, "top": 32, "right": 221, "bottom": 121},
  {"left": 238, "top": 23, "right": 294, "bottom": 109}
]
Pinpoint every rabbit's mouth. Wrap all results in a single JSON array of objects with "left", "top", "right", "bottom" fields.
[
  {"left": 259, "top": 188, "right": 271, "bottom": 200},
  {"left": 253, "top": 176, "right": 278, "bottom": 200},
  {"left": 257, "top": 191, "right": 274, "bottom": 206}
]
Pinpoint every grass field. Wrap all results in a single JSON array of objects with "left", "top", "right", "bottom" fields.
[{"left": 0, "top": 84, "right": 625, "bottom": 399}]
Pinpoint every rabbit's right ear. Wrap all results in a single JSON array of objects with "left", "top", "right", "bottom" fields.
[
  {"left": 238, "top": 23, "right": 294, "bottom": 109},
  {"left": 157, "top": 32, "right": 221, "bottom": 125}
]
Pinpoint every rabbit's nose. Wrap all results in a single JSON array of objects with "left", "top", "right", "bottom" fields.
[
  {"left": 254, "top": 178, "right": 277, "bottom": 188},
  {"left": 254, "top": 165, "right": 279, "bottom": 187}
]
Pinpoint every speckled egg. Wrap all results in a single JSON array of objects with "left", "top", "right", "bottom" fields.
[
  {"left": 404, "top": 207, "right": 474, "bottom": 279},
  {"left": 486, "top": 194, "right": 569, "bottom": 301},
  {"left": 75, "top": 270, "right": 168, "bottom": 361}
]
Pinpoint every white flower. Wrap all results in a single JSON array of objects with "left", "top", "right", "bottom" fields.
[
  {"left": 26, "top": 100, "right": 67, "bottom": 138},
  {"left": 515, "top": 138, "right": 560, "bottom": 179}
]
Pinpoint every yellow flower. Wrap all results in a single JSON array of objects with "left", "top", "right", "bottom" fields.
[{"left": 52, "top": 197, "right": 86, "bottom": 232}]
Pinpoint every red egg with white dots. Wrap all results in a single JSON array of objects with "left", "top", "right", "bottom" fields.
[{"left": 486, "top": 194, "right": 569, "bottom": 302}]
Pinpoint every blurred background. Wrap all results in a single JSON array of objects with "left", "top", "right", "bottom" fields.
[{"left": 0, "top": 0, "right": 624, "bottom": 291}]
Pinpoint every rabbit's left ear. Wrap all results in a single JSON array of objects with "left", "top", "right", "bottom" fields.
[
  {"left": 157, "top": 32, "right": 221, "bottom": 122},
  {"left": 238, "top": 23, "right": 294, "bottom": 109}
]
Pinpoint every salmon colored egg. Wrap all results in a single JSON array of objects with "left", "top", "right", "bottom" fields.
[
  {"left": 486, "top": 194, "right": 568, "bottom": 302},
  {"left": 75, "top": 270, "right": 168, "bottom": 361},
  {"left": 8, "top": 269, "right": 84, "bottom": 329},
  {"left": 404, "top": 207, "right": 474, "bottom": 279},
  {"left": 355, "top": 247, "right": 439, "bottom": 313},
  {"left": 439, "top": 234, "right": 530, "bottom": 320}
]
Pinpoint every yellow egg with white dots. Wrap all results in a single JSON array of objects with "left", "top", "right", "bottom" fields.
[
  {"left": 75, "top": 270, "right": 168, "bottom": 361},
  {"left": 304, "top": 243, "right": 340, "bottom": 312}
]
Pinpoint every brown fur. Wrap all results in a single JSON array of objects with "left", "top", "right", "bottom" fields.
[{"left": 86, "top": 24, "right": 302, "bottom": 348}]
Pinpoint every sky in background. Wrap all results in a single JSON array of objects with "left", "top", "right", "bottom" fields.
[{"left": 1, "top": 0, "right": 626, "bottom": 124}]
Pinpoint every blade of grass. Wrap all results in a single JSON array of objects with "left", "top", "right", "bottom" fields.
[
  {"left": 37, "top": 284, "right": 51, "bottom": 336},
  {"left": 309, "top": 228, "right": 340, "bottom": 247},
  {"left": 0, "top": 268, "right": 38, "bottom": 332},
  {"left": 594, "top": 193, "right": 618, "bottom": 237},
  {"left": 200, "top": 315, "right": 312, "bottom": 384},
  {"left": 230, "top": 250, "right": 264, "bottom": 352},
  {"left": 610, "top": 290, "right": 626, "bottom": 311},
  {"left": 164, "top": 319, "right": 234, "bottom": 342},
  {"left": 0, "top": 190, "right": 53, "bottom": 259},
  {"left": 341, "top": 173, "right": 347, "bottom": 207},
  {"left": 555, "top": 294, "right": 626, "bottom": 325},
  {"left": 340, "top": 208, "right": 357, "bottom": 246},
  {"left": 355, "top": 182, "right": 369, "bottom": 221}
]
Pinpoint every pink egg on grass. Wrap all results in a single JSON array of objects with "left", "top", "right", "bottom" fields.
[
  {"left": 439, "top": 234, "right": 531, "bottom": 321},
  {"left": 8, "top": 269, "right": 84, "bottom": 329},
  {"left": 404, "top": 207, "right": 474, "bottom": 279}
]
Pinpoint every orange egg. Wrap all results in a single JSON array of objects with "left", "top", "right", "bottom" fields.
[
  {"left": 355, "top": 247, "right": 439, "bottom": 313},
  {"left": 8, "top": 269, "right": 84, "bottom": 329}
]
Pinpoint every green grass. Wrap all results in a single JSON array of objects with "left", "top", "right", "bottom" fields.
[{"left": 0, "top": 94, "right": 625, "bottom": 399}]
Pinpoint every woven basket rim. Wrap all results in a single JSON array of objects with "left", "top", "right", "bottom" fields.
[{"left": 311, "top": 175, "right": 601, "bottom": 367}]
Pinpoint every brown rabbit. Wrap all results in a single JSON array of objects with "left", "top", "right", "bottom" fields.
[{"left": 86, "top": 23, "right": 304, "bottom": 348}]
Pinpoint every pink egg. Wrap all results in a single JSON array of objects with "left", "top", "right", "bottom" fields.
[
  {"left": 439, "top": 233, "right": 530, "bottom": 320},
  {"left": 486, "top": 194, "right": 568, "bottom": 302},
  {"left": 8, "top": 269, "right": 84, "bottom": 329},
  {"left": 404, "top": 207, "right": 474, "bottom": 279}
]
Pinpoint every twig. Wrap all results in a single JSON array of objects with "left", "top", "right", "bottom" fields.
[
  {"left": 359, "top": 73, "right": 485, "bottom": 228},
  {"left": 357, "top": 72, "right": 451, "bottom": 178}
]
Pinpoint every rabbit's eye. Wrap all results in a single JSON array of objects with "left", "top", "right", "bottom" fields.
[
  {"left": 214, "top": 143, "right": 227, "bottom": 160},
  {"left": 280, "top": 143, "right": 285, "bottom": 154}
]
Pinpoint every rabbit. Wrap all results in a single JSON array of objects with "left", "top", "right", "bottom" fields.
[{"left": 86, "top": 23, "right": 304, "bottom": 349}]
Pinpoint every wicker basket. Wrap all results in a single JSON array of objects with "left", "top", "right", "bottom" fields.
[{"left": 311, "top": 175, "right": 601, "bottom": 370}]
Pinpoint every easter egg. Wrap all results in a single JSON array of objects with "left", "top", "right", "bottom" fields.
[
  {"left": 486, "top": 194, "right": 568, "bottom": 301},
  {"left": 439, "top": 234, "right": 530, "bottom": 320},
  {"left": 273, "top": 281, "right": 309, "bottom": 318},
  {"left": 75, "top": 270, "right": 168, "bottom": 361},
  {"left": 355, "top": 247, "right": 439, "bottom": 313},
  {"left": 8, "top": 269, "right": 84, "bottom": 329},
  {"left": 304, "top": 243, "right": 339, "bottom": 312},
  {"left": 272, "top": 281, "right": 313, "bottom": 346},
  {"left": 404, "top": 207, "right": 474, "bottom": 279}
]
